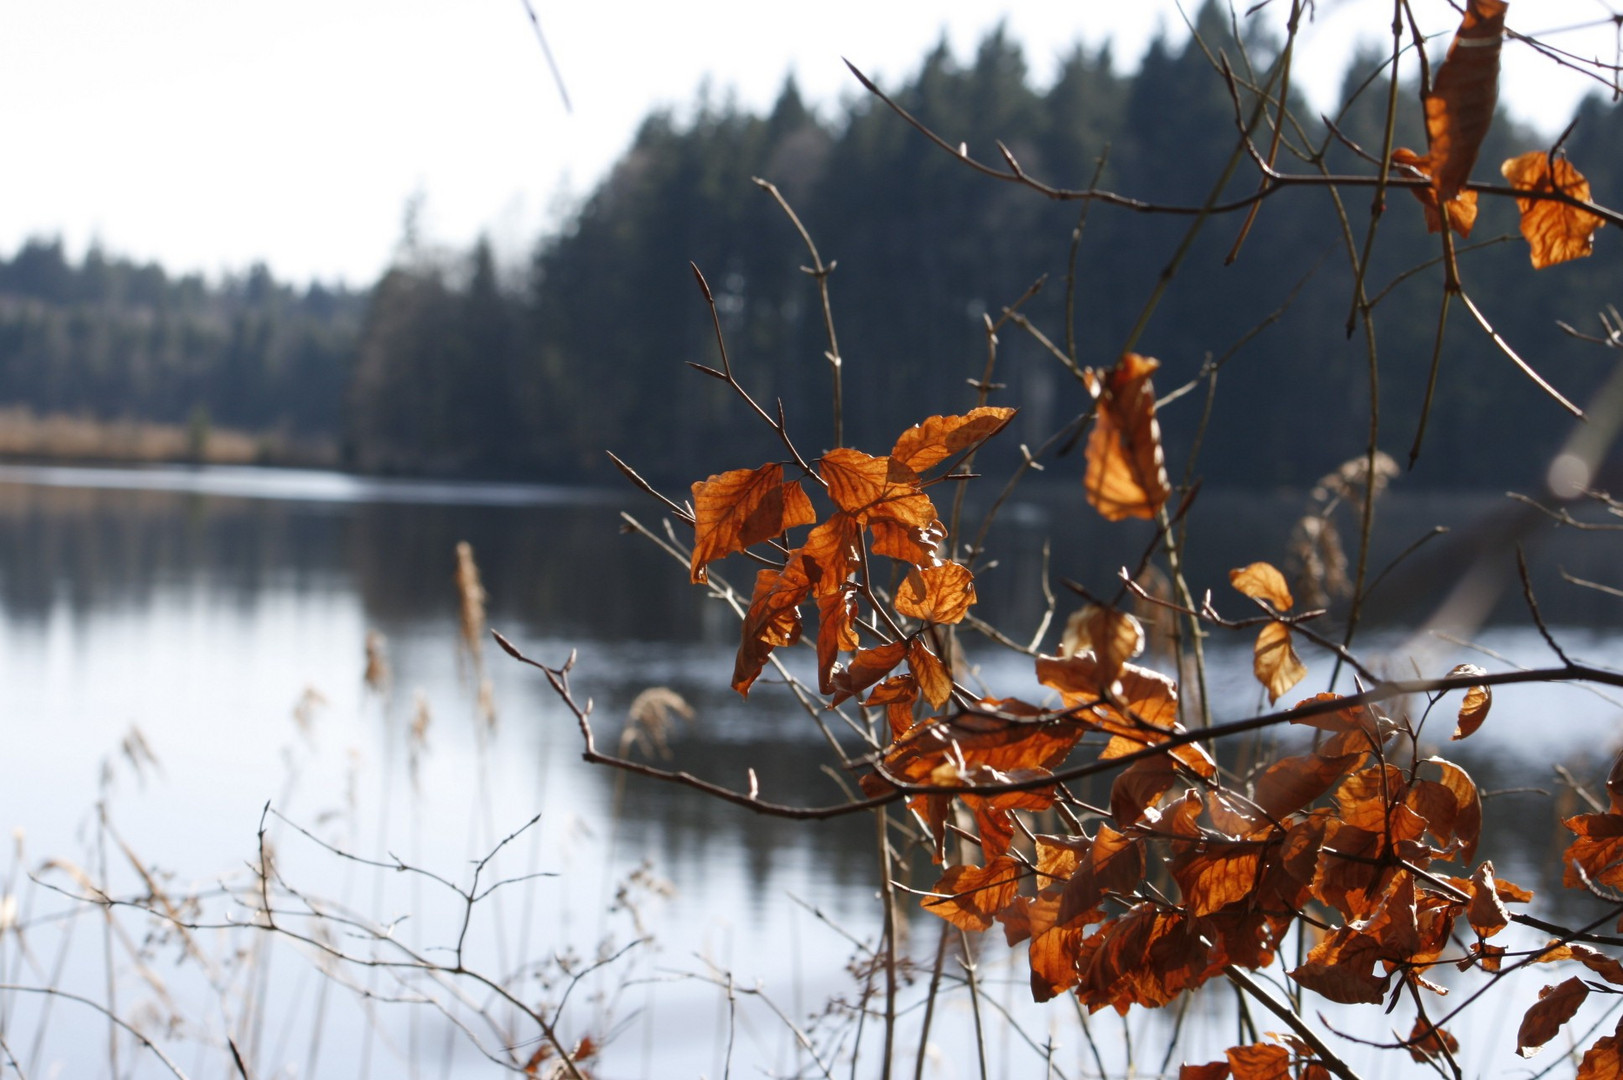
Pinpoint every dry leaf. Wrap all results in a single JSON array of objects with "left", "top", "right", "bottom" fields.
[
  {"left": 1230, "top": 562, "right": 1294, "bottom": 611},
  {"left": 890, "top": 406, "right": 1017, "bottom": 473},
  {"left": 1084, "top": 353, "right": 1171, "bottom": 521},
  {"left": 1518, "top": 977, "right": 1589, "bottom": 1057},
  {"left": 1391, "top": 147, "right": 1479, "bottom": 236},
  {"left": 1448, "top": 663, "right": 1491, "bottom": 739},
  {"left": 689, "top": 464, "right": 815, "bottom": 583},
  {"left": 1424, "top": 0, "right": 1507, "bottom": 202},
  {"left": 895, "top": 562, "right": 977, "bottom": 625},
  {"left": 1407, "top": 1020, "right": 1460, "bottom": 1064},
  {"left": 1502, "top": 151, "right": 1605, "bottom": 268},
  {"left": 1253, "top": 622, "right": 1306, "bottom": 703},
  {"left": 922, "top": 857, "right": 1022, "bottom": 931}
]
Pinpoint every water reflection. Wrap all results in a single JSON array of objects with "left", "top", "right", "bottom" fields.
[{"left": 1, "top": 464, "right": 1621, "bottom": 1076}]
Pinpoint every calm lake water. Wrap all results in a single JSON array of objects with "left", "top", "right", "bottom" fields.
[{"left": 1, "top": 463, "right": 1620, "bottom": 1078}]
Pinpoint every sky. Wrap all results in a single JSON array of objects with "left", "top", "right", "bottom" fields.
[{"left": 4, "top": 0, "right": 1618, "bottom": 288}]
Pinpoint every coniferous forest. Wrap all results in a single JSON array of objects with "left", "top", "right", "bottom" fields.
[{"left": 4, "top": 4, "right": 1621, "bottom": 488}]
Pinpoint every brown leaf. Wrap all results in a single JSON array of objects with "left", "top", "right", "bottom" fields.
[
  {"left": 1407, "top": 1019, "right": 1460, "bottom": 1064},
  {"left": 922, "top": 857, "right": 1022, "bottom": 931},
  {"left": 1564, "top": 812, "right": 1623, "bottom": 889},
  {"left": 1174, "top": 846, "right": 1262, "bottom": 917},
  {"left": 732, "top": 561, "right": 812, "bottom": 696},
  {"left": 819, "top": 448, "right": 938, "bottom": 531},
  {"left": 1518, "top": 977, "right": 1589, "bottom": 1057},
  {"left": 815, "top": 587, "right": 859, "bottom": 695},
  {"left": 1424, "top": 0, "right": 1508, "bottom": 203},
  {"left": 1578, "top": 1027, "right": 1623, "bottom": 1080},
  {"left": 1502, "top": 151, "right": 1606, "bottom": 268},
  {"left": 1253, "top": 622, "right": 1306, "bottom": 704},
  {"left": 829, "top": 640, "right": 908, "bottom": 706},
  {"left": 1424, "top": 757, "right": 1483, "bottom": 864},
  {"left": 1179, "top": 1062, "right": 1232, "bottom": 1080},
  {"left": 907, "top": 638, "right": 955, "bottom": 709},
  {"left": 1225, "top": 1043, "right": 1291, "bottom": 1080},
  {"left": 865, "top": 674, "right": 919, "bottom": 740},
  {"left": 1230, "top": 562, "right": 1294, "bottom": 611},
  {"left": 1084, "top": 353, "right": 1172, "bottom": 522},
  {"left": 1291, "top": 927, "right": 1389, "bottom": 1004},
  {"left": 799, "top": 514, "right": 861, "bottom": 596},
  {"left": 895, "top": 562, "right": 977, "bottom": 625},
  {"left": 1061, "top": 604, "right": 1145, "bottom": 685},
  {"left": 1111, "top": 755, "right": 1182, "bottom": 827},
  {"left": 1253, "top": 751, "right": 1362, "bottom": 822},
  {"left": 890, "top": 406, "right": 1017, "bottom": 473},
  {"left": 689, "top": 465, "right": 815, "bottom": 583},
  {"left": 1036, "top": 654, "right": 1216, "bottom": 776},
  {"left": 1608, "top": 751, "right": 1623, "bottom": 815},
  {"left": 1538, "top": 941, "right": 1623, "bottom": 986},
  {"left": 1448, "top": 663, "right": 1492, "bottom": 739},
  {"left": 1392, "top": 147, "right": 1479, "bottom": 237}
]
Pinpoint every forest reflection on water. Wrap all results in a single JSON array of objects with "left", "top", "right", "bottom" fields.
[{"left": 1, "top": 464, "right": 1621, "bottom": 1075}]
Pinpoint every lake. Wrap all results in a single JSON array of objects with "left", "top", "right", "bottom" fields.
[{"left": 1, "top": 463, "right": 1620, "bottom": 1078}]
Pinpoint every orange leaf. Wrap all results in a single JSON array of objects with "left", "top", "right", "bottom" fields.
[
  {"left": 1084, "top": 353, "right": 1171, "bottom": 522},
  {"left": 815, "top": 587, "right": 860, "bottom": 695},
  {"left": 819, "top": 448, "right": 938, "bottom": 530},
  {"left": 1538, "top": 941, "right": 1623, "bottom": 986},
  {"left": 890, "top": 406, "right": 1017, "bottom": 473},
  {"left": 907, "top": 638, "right": 954, "bottom": 709},
  {"left": 1253, "top": 751, "right": 1362, "bottom": 822},
  {"left": 1061, "top": 604, "right": 1145, "bottom": 684},
  {"left": 1448, "top": 664, "right": 1491, "bottom": 739},
  {"left": 1230, "top": 562, "right": 1294, "bottom": 611},
  {"left": 1392, "top": 147, "right": 1479, "bottom": 237},
  {"left": 1253, "top": 622, "right": 1306, "bottom": 704},
  {"left": 1291, "top": 927, "right": 1389, "bottom": 1004},
  {"left": 732, "top": 561, "right": 812, "bottom": 696},
  {"left": 1563, "top": 812, "right": 1623, "bottom": 889},
  {"left": 1608, "top": 750, "right": 1623, "bottom": 815},
  {"left": 1036, "top": 654, "right": 1216, "bottom": 777},
  {"left": 921, "top": 857, "right": 1022, "bottom": 931},
  {"left": 895, "top": 562, "right": 977, "bottom": 625},
  {"left": 1424, "top": 757, "right": 1482, "bottom": 864},
  {"left": 799, "top": 513, "right": 862, "bottom": 596},
  {"left": 1174, "top": 846, "right": 1262, "bottom": 917},
  {"left": 1501, "top": 150, "right": 1605, "bottom": 268},
  {"left": 829, "top": 640, "right": 908, "bottom": 707},
  {"left": 865, "top": 673, "right": 920, "bottom": 740},
  {"left": 1518, "top": 977, "right": 1589, "bottom": 1057},
  {"left": 1424, "top": 0, "right": 1507, "bottom": 203},
  {"left": 1224, "top": 1043, "right": 1291, "bottom": 1080},
  {"left": 689, "top": 465, "right": 815, "bottom": 583},
  {"left": 1111, "top": 755, "right": 1181, "bottom": 827},
  {"left": 1578, "top": 1025, "right": 1623, "bottom": 1080}
]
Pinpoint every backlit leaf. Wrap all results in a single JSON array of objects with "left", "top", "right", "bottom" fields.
[
  {"left": 1291, "top": 927, "right": 1389, "bottom": 1004},
  {"left": 1230, "top": 562, "right": 1294, "bottom": 611},
  {"left": 1111, "top": 755, "right": 1181, "bottom": 826},
  {"left": 1036, "top": 654, "right": 1216, "bottom": 776},
  {"left": 895, "top": 562, "right": 977, "bottom": 625},
  {"left": 1224, "top": 1043, "right": 1290, "bottom": 1080},
  {"left": 1466, "top": 861, "right": 1509, "bottom": 939},
  {"left": 1061, "top": 604, "right": 1145, "bottom": 685},
  {"left": 1253, "top": 751, "right": 1363, "bottom": 821},
  {"left": 1537, "top": 941, "right": 1623, "bottom": 986},
  {"left": 1084, "top": 353, "right": 1171, "bottom": 522},
  {"left": 732, "top": 561, "right": 812, "bottom": 696},
  {"left": 1448, "top": 664, "right": 1491, "bottom": 739},
  {"left": 1180, "top": 1062, "right": 1232, "bottom": 1080},
  {"left": 890, "top": 406, "right": 1017, "bottom": 473},
  {"left": 922, "top": 857, "right": 1022, "bottom": 931},
  {"left": 864, "top": 674, "right": 919, "bottom": 739},
  {"left": 1423, "top": 0, "right": 1507, "bottom": 203},
  {"left": 1517, "top": 977, "right": 1588, "bottom": 1057},
  {"left": 1424, "top": 757, "right": 1482, "bottom": 864},
  {"left": 1608, "top": 751, "right": 1623, "bottom": 814},
  {"left": 1577, "top": 1023, "right": 1623, "bottom": 1080},
  {"left": 799, "top": 513, "right": 862, "bottom": 596},
  {"left": 907, "top": 638, "right": 954, "bottom": 709},
  {"left": 1501, "top": 151, "right": 1605, "bottom": 268},
  {"left": 1253, "top": 622, "right": 1306, "bottom": 703},
  {"left": 689, "top": 464, "right": 816, "bottom": 583},
  {"left": 1563, "top": 812, "right": 1623, "bottom": 890},
  {"left": 815, "top": 586, "right": 859, "bottom": 695},
  {"left": 1174, "top": 846, "right": 1262, "bottom": 917},
  {"left": 1392, "top": 147, "right": 1479, "bottom": 237},
  {"left": 829, "top": 640, "right": 908, "bottom": 707},
  {"left": 819, "top": 448, "right": 938, "bottom": 531}
]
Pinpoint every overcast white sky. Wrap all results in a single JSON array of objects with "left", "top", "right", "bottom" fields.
[{"left": 3, "top": 1, "right": 1616, "bottom": 287}]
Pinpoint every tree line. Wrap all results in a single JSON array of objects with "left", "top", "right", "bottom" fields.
[{"left": 3, "top": 1, "right": 1619, "bottom": 487}]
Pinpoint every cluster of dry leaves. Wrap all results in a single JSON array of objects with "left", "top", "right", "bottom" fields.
[{"left": 669, "top": 2, "right": 1622, "bottom": 1075}]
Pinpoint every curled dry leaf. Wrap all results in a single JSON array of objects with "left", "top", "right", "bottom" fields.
[
  {"left": 1423, "top": 0, "right": 1508, "bottom": 203},
  {"left": 890, "top": 405, "right": 1017, "bottom": 473},
  {"left": 1578, "top": 1022, "right": 1623, "bottom": 1080},
  {"left": 1393, "top": 148, "right": 1480, "bottom": 236},
  {"left": 1230, "top": 561, "right": 1294, "bottom": 611},
  {"left": 1253, "top": 621, "right": 1307, "bottom": 704},
  {"left": 1224, "top": 1043, "right": 1291, "bottom": 1080},
  {"left": 907, "top": 638, "right": 954, "bottom": 709},
  {"left": 1084, "top": 353, "right": 1171, "bottom": 522},
  {"left": 1501, "top": 151, "right": 1605, "bottom": 268},
  {"left": 1466, "top": 861, "right": 1510, "bottom": 939},
  {"left": 1448, "top": 663, "right": 1491, "bottom": 739},
  {"left": 1517, "top": 976, "right": 1589, "bottom": 1057}
]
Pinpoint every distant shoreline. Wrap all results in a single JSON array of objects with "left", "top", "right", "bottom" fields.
[{"left": 0, "top": 405, "right": 340, "bottom": 471}]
